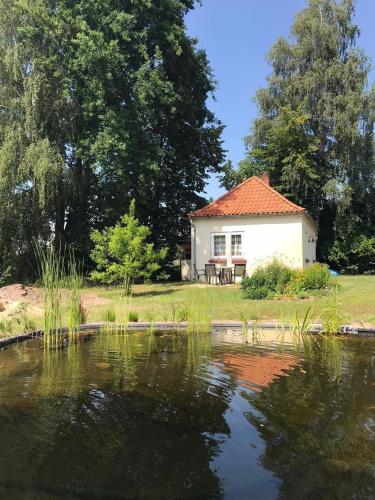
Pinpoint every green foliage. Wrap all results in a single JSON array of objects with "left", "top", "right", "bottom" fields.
[
  {"left": 0, "top": 0, "right": 224, "bottom": 281},
  {"left": 329, "top": 235, "right": 375, "bottom": 275},
  {"left": 128, "top": 311, "right": 139, "bottom": 323},
  {"left": 90, "top": 200, "right": 168, "bottom": 290},
  {"left": 35, "top": 244, "right": 63, "bottom": 339},
  {"left": 321, "top": 287, "right": 343, "bottom": 335},
  {"left": 226, "top": 0, "right": 375, "bottom": 273},
  {"left": 0, "top": 265, "right": 12, "bottom": 286},
  {"left": 242, "top": 260, "right": 334, "bottom": 300},
  {"left": 0, "top": 318, "right": 13, "bottom": 336},
  {"left": 241, "top": 259, "right": 296, "bottom": 299},
  {"left": 290, "top": 305, "right": 314, "bottom": 337},
  {"left": 66, "top": 251, "right": 85, "bottom": 334},
  {"left": 222, "top": 107, "right": 321, "bottom": 217},
  {"left": 102, "top": 308, "right": 116, "bottom": 323},
  {"left": 13, "top": 303, "right": 37, "bottom": 333},
  {"left": 176, "top": 306, "right": 190, "bottom": 322},
  {"left": 288, "top": 263, "right": 333, "bottom": 293}
]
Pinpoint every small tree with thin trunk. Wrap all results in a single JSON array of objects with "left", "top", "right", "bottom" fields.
[{"left": 90, "top": 200, "right": 168, "bottom": 294}]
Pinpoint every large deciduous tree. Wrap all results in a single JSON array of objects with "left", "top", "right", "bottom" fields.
[
  {"left": 222, "top": 0, "right": 375, "bottom": 273},
  {"left": 0, "top": 0, "right": 224, "bottom": 280}
]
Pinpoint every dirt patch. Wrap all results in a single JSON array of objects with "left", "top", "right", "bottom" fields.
[
  {"left": 0, "top": 284, "right": 113, "bottom": 307},
  {"left": 0, "top": 284, "right": 42, "bottom": 305}
]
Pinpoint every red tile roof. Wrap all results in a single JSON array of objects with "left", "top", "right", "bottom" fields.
[{"left": 188, "top": 176, "right": 306, "bottom": 218}]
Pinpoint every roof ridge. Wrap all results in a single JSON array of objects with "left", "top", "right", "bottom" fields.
[
  {"left": 188, "top": 175, "right": 306, "bottom": 218},
  {"left": 188, "top": 176, "right": 255, "bottom": 217},
  {"left": 252, "top": 177, "right": 304, "bottom": 211}
]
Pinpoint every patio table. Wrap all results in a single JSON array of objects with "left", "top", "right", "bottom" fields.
[{"left": 219, "top": 267, "right": 233, "bottom": 285}]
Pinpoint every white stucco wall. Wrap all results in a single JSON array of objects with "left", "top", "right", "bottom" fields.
[
  {"left": 301, "top": 216, "right": 317, "bottom": 267},
  {"left": 191, "top": 214, "right": 317, "bottom": 278}
]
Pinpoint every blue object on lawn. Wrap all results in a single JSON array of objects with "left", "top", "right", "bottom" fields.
[{"left": 329, "top": 269, "right": 339, "bottom": 276}]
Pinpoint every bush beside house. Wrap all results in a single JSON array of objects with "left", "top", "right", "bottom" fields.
[{"left": 241, "top": 260, "right": 333, "bottom": 300}]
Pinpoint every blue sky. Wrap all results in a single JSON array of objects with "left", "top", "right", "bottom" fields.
[{"left": 185, "top": 0, "right": 375, "bottom": 199}]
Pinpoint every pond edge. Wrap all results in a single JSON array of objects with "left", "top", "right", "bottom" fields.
[{"left": 1, "top": 321, "right": 375, "bottom": 348}]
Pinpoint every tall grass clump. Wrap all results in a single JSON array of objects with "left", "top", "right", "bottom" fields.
[
  {"left": 66, "top": 250, "right": 86, "bottom": 335},
  {"left": 289, "top": 305, "right": 315, "bottom": 355},
  {"left": 0, "top": 318, "right": 13, "bottom": 337},
  {"left": 321, "top": 287, "right": 343, "bottom": 335},
  {"left": 128, "top": 311, "right": 138, "bottom": 322},
  {"left": 187, "top": 286, "right": 213, "bottom": 334},
  {"left": 100, "top": 307, "right": 117, "bottom": 334},
  {"left": 35, "top": 244, "right": 64, "bottom": 344},
  {"left": 290, "top": 305, "right": 314, "bottom": 337},
  {"left": 13, "top": 303, "right": 37, "bottom": 333}
]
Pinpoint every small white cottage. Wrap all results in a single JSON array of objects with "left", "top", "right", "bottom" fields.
[{"left": 185, "top": 174, "right": 317, "bottom": 280}]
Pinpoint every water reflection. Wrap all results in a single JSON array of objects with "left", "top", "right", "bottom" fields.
[
  {"left": 0, "top": 330, "right": 374, "bottom": 498},
  {"left": 242, "top": 338, "right": 375, "bottom": 499}
]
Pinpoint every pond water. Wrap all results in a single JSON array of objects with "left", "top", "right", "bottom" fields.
[{"left": 0, "top": 329, "right": 374, "bottom": 499}]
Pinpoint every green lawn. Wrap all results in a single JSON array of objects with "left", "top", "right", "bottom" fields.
[{"left": 84, "top": 275, "right": 375, "bottom": 326}]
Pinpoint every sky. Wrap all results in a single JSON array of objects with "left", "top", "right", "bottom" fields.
[{"left": 185, "top": 0, "right": 375, "bottom": 199}]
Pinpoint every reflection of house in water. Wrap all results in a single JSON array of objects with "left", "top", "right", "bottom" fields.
[{"left": 223, "top": 353, "right": 300, "bottom": 392}]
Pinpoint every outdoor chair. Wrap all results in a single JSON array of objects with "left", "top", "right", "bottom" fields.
[
  {"left": 205, "top": 264, "right": 220, "bottom": 285},
  {"left": 233, "top": 264, "right": 247, "bottom": 283},
  {"left": 194, "top": 264, "right": 206, "bottom": 282}
]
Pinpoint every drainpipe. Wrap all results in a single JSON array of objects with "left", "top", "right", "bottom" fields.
[{"left": 190, "top": 220, "right": 196, "bottom": 281}]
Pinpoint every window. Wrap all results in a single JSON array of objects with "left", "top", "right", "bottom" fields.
[
  {"left": 231, "top": 233, "right": 242, "bottom": 256},
  {"left": 213, "top": 234, "right": 226, "bottom": 257}
]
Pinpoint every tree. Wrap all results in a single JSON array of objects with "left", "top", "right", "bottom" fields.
[
  {"left": 0, "top": 0, "right": 224, "bottom": 280},
  {"left": 222, "top": 107, "right": 321, "bottom": 219},
  {"left": 225, "top": 0, "right": 375, "bottom": 272},
  {"left": 90, "top": 200, "right": 168, "bottom": 292}
]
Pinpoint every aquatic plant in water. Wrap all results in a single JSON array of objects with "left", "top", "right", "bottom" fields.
[
  {"left": 186, "top": 286, "right": 213, "bottom": 334},
  {"left": 35, "top": 244, "right": 64, "bottom": 346},
  {"left": 102, "top": 307, "right": 116, "bottom": 323},
  {"left": 66, "top": 250, "right": 86, "bottom": 335},
  {"left": 321, "top": 287, "right": 343, "bottom": 335}
]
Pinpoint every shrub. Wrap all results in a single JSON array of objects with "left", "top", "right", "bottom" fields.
[
  {"left": 289, "top": 263, "right": 332, "bottom": 293},
  {"left": 128, "top": 311, "right": 139, "bottom": 322},
  {"left": 90, "top": 199, "right": 168, "bottom": 294},
  {"left": 241, "top": 259, "right": 295, "bottom": 300},
  {"left": 176, "top": 306, "right": 190, "bottom": 322}
]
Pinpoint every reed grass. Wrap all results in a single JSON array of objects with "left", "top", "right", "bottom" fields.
[
  {"left": 102, "top": 307, "right": 116, "bottom": 323},
  {"left": 321, "top": 287, "right": 343, "bottom": 335},
  {"left": 320, "top": 335, "right": 342, "bottom": 380},
  {"left": 144, "top": 309, "right": 157, "bottom": 333},
  {"left": 35, "top": 243, "right": 64, "bottom": 347},
  {"left": 186, "top": 331, "right": 212, "bottom": 375},
  {"left": 186, "top": 286, "right": 213, "bottom": 334},
  {"left": 66, "top": 250, "right": 86, "bottom": 335}
]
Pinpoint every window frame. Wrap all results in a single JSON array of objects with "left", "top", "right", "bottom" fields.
[
  {"left": 231, "top": 232, "right": 244, "bottom": 257},
  {"left": 210, "top": 231, "right": 244, "bottom": 258},
  {"left": 211, "top": 233, "right": 227, "bottom": 258}
]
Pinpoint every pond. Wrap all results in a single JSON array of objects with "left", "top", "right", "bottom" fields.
[{"left": 0, "top": 328, "right": 374, "bottom": 499}]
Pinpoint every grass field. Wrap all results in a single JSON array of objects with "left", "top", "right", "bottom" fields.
[
  {"left": 0, "top": 276, "right": 373, "bottom": 340},
  {"left": 84, "top": 275, "right": 375, "bottom": 326}
]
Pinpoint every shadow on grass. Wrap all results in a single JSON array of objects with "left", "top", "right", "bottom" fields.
[{"left": 132, "top": 288, "right": 177, "bottom": 298}]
